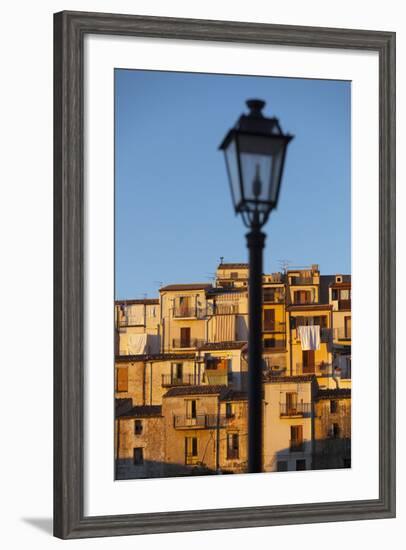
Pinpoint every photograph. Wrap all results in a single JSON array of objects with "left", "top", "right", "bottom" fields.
[{"left": 113, "top": 68, "right": 352, "bottom": 480}]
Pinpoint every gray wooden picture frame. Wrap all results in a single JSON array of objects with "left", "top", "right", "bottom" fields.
[{"left": 54, "top": 10, "right": 396, "bottom": 539}]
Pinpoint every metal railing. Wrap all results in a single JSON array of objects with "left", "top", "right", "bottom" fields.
[
  {"left": 173, "top": 307, "right": 205, "bottom": 319},
  {"left": 280, "top": 403, "right": 312, "bottom": 417},
  {"left": 174, "top": 414, "right": 230, "bottom": 429},
  {"left": 263, "top": 292, "right": 285, "bottom": 304},
  {"left": 290, "top": 277, "right": 314, "bottom": 285},
  {"left": 174, "top": 415, "right": 206, "bottom": 429},
  {"left": 263, "top": 339, "right": 286, "bottom": 350},
  {"left": 295, "top": 327, "right": 332, "bottom": 342},
  {"left": 263, "top": 320, "right": 286, "bottom": 332},
  {"left": 289, "top": 439, "right": 305, "bottom": 452},
  {"left": 161, "top": 374, "right": 196, "bottom": 387},
  {"left": 334, "top": 327, "right": 352, "bottom": 340},
  {"left": 172, "top": 338, "right": 205, "bottom": 349},
  {"left": 294, "top": 362, "right": 333, "bottom": 375},
  {"left": 338, "top": 299, "right": 351, "bottom": 311}
]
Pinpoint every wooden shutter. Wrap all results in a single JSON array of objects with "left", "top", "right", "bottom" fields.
[
  {"left": 302, "top": 350, "right": 315, "bottom": 373},
  {"left": 180, "top": 327, "right": 191, "bottom": 347},
  {"left": 116, "top": 367, "right": 128, "bottom": 392}
]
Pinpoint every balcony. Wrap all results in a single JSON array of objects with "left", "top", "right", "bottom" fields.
[
  {"left": 294, "top": 362, "right": 333, "bottom": 376},
  {"left": 263, "top": 321, "right": 286, "bottom": 332},
  {"left": 295, "top": 327, "right": 332, "bottom": 343},
  {"left": 338, "top": 299, "right": 351, "bottom": 311},
  {"left": 161, "top": 374, "right": 196, "bottom": 387},
  {"left": 173, "top": 307, "right": 205, "bottom": 319},
  {"left": 263, "top": 339, "right": 286, "bottom": 351},
  {"left": 334, "top": 327, "right": 351, "bottom": 341},
  {"left": 263, "top": 291, "right": 285, "bottom": 304},
  {"left": 172, "top": 338, "right": 205, "bottom": 349},
  {"left": 174, "top": 414, "right": 230, "bottom": 429},
  {"left": 290, "top": 277, "right": 314, "bottom": 285},
  {"left": 289, "top": 439, "right": 305, "bottom": 452},
  {"left": 280, "top": 403, "right": 311, "bottom": 417}
]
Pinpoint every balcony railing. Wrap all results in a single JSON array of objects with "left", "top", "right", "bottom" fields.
[
  {"left": 294, "top": 362, "right": 333, "bottom": 375},
  {"left": 290, "top": 277, "right": 314, "bottom": 285},
  {"left": 338, "top": 299, "right": 351, "bottom": 311},
  {"left": 280, "top": 403, "right": 312, "bottom": 417},
  {"left": 263, "top": 339, "right": 286, "bottom": 350},
  {"left": 118, "top": 316, "right": 145, "bottom": 327},
  {"left": 162, "top": 374, "right": 196, "bottom": 387},
  {"left": 334, "top": 327, "right": 352, "bottom": 340},
  {"left": 172, "top": 338, "right": 205, "bottom": 349},
  {"left": 173, "top": 307, "right": 205, "bottom": 319},
  {"left": 174, "top": 414, "right": 230, "bottom": 429},
  {"left": 295, "top": 327, "right": 332, "bottom": 342},
  {"left": 263, "top": 321, "right": 286, "bottom": 332},
  {"left": 263, "top": 292, "right": 285, "bottom": 304},
  {"left": 289, "top": 439, "right": 305, "bottom": 452}
]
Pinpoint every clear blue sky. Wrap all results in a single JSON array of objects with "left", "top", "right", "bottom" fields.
[{"left": 115, "top": 69, "right": 350, "bottom": 300}]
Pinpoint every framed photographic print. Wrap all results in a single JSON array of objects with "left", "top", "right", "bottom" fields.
[{"left": 54, "top": 10, "right": 396, "bottom": 539}]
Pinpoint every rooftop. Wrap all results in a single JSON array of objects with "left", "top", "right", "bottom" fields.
[
  {"left": 163, "top": 385, "right": 227, "bottom": 398},
  {"left": 160, "top": 283, "right": 212, "bottom": 292},
  {"left": 264, "top": 374, "right": 316, "bottom": 384},
  {"left": 115, "top": 298, "right": 159, "bottom": 305},
  {"left": 115, "top": 353, "right": 195, "bottom": 363},
  {"left": 217, "top": 263, "right": 248, "bottom": 269},
  {"left": 219, "top": 389, "right": 248, "bottom": 402},
  {"left": 198, "top": 341, "right": 247, "bottom": 351},
  {"left": 316, "top": 388, "right": 351, "bottom": 400},
  {"left": 117, "top": 405, "right": 162, "bottom": 418}
]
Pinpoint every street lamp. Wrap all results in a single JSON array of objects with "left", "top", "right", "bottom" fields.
[{"left": 219, "top": 99, "right": 293, "bottom": 473}]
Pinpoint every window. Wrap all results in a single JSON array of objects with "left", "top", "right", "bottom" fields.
[
  {"left": 344, "top": 316, "right": 351, "bottom": 338},
  {"left": 277, "top": 461, "right": 288, "bottom": 472},
  {"left": 302, "top": 350, "right": 315, "bottom": 373},
  {"left": 264, "top": 338, "right": 276, "bottom": 348},
  {"left": 230, "top": 272, "right": 238, "bottom": 279},
  {"left": 293, "top": 290, "right": 311, "bottom": 304},
  {"left": 227, "top": 433, "right": 239, "bottom": 459},
  {"left": 172, "top": 362, "right": 183, "bottom": 382},
  {"left": 116, "top": 367, "right": 128, "bottom": 392},
  {"left": 330, "top": 400, "right": 338, "bottom": 414},
  {"left": 290, "top": 425, "right": 303, "bottom": 451},
  {"left": 330, "top": 423, "right": 340, "bottom": 438},
  {"left": 186, "top": 399, "right": 197, "bottom": 419},
  {"left": 134, "top": 420, "right": 143, "bottom": 435},
  {"left": 185, "top": 437, "right": 198, "bottom": 464},
  {"left": 226, "top": 402, "right": 234, "bottom": 418},
  {"left": 263, "top": 308, "right": 275, "bottom": 331},
  {"left": 178, "top": 296, "right": 192, "bottom": 316},
  {"left": 286, "top": 392, "right": 298, "bottom": 414},
  {"left": 263, "top": 288, "right": 276, "bottom": 302},
  {"left": 180, "top": 327, "right": 191, "bottom": 347},
  {"left": 296, "top": 459, "right": 306, "bottom": 471},
  {"left": 133, "top": 447, "right": 144, "bottom": 465}
]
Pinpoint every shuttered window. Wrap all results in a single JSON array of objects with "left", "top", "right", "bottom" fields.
[{"left": 116, "top": 367, "right": 128, "bottom": 392}]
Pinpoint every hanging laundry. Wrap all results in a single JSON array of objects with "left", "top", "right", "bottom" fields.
[{"left": 297, "top": 325, "right": 320, "bottom": 351}]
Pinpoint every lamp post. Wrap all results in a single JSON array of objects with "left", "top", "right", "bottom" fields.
[{"left": 219, "top": 99, "right": 293, "bottom": 473}]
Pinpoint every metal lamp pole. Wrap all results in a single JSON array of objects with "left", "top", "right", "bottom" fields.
[
  {"left": 219, "top": 99, "right": 293, "bottom": 474},
  {"left": 246, "top": 214, "right": 265, "bottom": 473}
]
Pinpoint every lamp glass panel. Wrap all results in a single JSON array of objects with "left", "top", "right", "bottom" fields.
[
  {"left": 237, "top": 134, "right": 286, "bottom": 209},
  {"left": 224, "top": 137, "right": 242, "bottom": 210}
]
